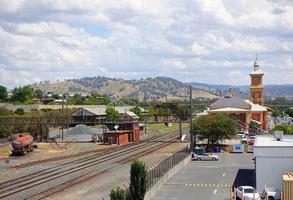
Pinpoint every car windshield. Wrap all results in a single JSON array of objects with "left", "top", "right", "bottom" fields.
[{"left": 244, "top": 188, "right": 256, "bottom": 193}]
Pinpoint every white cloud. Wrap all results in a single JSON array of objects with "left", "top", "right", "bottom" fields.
[
  {"left": 0, "top": 0, "right": 293, "bottom": 88},
  {"left": 192, "top": 42, "right": 208, "bottom": 55},
  {"left": 163, "top": 59, "right": 187, "bottom": 69}
]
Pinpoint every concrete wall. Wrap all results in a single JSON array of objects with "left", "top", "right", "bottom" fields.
[
  {"left": 254, "top": 146, "right": 293, "bottom": 191},
  {"left": 144, "top": 155, "right": 191, "bottom": 200}
]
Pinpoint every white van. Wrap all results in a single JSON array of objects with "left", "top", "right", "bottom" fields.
[{"left": 232, "top": 144, "right": 244, "bottom": 153}]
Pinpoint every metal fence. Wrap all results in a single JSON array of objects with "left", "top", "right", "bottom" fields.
[{"left": 147, "top": 150, "right": 189, "bottom": 190}]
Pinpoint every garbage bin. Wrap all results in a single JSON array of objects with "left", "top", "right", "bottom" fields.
[{"left": 213, "top": 146, "right": 220, "bottom": 153}]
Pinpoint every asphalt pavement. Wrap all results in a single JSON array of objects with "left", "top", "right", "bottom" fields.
[{"left": 152, "top": 153, "right": 255, "bottom": 200}]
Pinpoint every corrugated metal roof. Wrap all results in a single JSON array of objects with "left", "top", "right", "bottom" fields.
[
  {"left": 210, "top": 96, "right": 251, "bottom": 110},
  {"left": 72, "top": 106, "right": 143, "bottom": 116},
  {"left": 208, "top": 107, "right": 250, "bottom": 113}
]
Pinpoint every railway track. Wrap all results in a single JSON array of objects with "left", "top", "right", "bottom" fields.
[
  {"left": 0, "top": 134, "right": 166, "bottom": 190},
  {"left": 0, "top": 133, "right": 179, "bottom": 200}
]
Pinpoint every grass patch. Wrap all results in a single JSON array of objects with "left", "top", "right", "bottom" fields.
[
  {"left": 145, "top": 122, "right": 189, "bottom": 135},
  {"left": 0, "top": 144, "right": 11, "bottom": 159}
]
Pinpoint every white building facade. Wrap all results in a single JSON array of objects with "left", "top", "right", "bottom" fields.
[{"left": 254, "top": 135, "right": 293, "bottom": 192}]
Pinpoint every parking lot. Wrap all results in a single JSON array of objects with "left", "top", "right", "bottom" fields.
[{"left": 152, "top": 153, "right": 255, "bottom": 200}]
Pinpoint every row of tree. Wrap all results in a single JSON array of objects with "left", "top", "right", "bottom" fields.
[
  {"left": 0, "top": 107, "right": 69, "bottom": 138},
  {"left": 0, "top": 85, "right": 41, "bottom": 104}
]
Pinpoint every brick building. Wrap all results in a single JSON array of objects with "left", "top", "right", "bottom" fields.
[
  {"left": 103, "top": 111, "right": 141, "bottom": 145},
  {"left": 208, "top": 57, "right": 268, "bottom": 130}
]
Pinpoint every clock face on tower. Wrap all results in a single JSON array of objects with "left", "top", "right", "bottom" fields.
[{"left": 253, "top": 77, "right": 260, "bottom": 85}]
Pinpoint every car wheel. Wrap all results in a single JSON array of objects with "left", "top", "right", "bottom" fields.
[
  {"left": 268, "top": 197, "right": 275, "bottom": 200},
  {"left": 198, "top": 158, "right": 201, "bottom": 161}
]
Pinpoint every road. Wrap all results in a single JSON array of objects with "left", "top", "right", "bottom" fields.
[{"left": 152, "top": 153, "right": 255, "bottom": 200}]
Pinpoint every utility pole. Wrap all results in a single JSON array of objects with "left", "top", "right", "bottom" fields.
[
  {"left": 144, "top": 97, "right": 147, "bottom": 134},
  {"left": 189, "top": 85, "right": 194, "bottom": 151},
  {"left": 61, "top": 99, "right": 64, "bottom": 141}
]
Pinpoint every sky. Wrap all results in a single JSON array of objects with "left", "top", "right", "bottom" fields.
[{"left": 0, "top": 0, "right": 293, "bottom": 89}]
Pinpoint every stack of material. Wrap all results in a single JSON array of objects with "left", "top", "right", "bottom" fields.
[
  {"left": 48, "top": 125, "right": 103, "bottom": 142},
  {"left": 66, "top": 124, "right": 102, "bottom": 141},
  {"left": 283, "top": 172, "right": 293, "bottom": 200}
]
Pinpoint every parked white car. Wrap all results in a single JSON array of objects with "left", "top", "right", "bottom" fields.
[
  {"left": 236, "top": 186, "right": 260, "bottom": 200},
  {"left": 192, "top": 153, "right": 219, "bottom": 161}
]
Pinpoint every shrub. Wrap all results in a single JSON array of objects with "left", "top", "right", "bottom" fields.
[
  {"left": 128, "top": 159, "right": 147, "bottom": 200},
  {"left": 110, "top": 186, "right": 126, "bottom": 200}
]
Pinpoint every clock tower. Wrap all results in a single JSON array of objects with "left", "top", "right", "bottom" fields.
[{"left": 250, "top": 55, "right": 264, "bottom": 105}]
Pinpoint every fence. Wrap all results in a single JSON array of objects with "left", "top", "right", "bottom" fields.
[{"left": 146, "top": 150, "right": 189, "bottom": 191}]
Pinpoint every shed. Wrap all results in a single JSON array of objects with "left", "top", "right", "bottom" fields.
[{"left": 254, "top": 135, "right": 293, "bottom": 192}]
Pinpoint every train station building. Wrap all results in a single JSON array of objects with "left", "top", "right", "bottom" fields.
[{"left": 207, "top": 57, "right": 269, "bottom": 130}]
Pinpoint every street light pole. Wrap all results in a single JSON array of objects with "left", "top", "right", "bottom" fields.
[{"left": 189, "top": 85, "right": 194, "bottom": 152}]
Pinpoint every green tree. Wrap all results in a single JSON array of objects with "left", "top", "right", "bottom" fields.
[
  {"left": 0, "top": 85, "right": 7, "bottom": 101},
  {"left": 130, "top": 106, "right": 143, "bottom": 119},
  {"left": 68, "top": 94, "right": 84, "bottom": 105},
  {"left": 158, "top": 108, "right": 171, "bottom": 117},
  {"left": 129, "top": 159, "right": 147, "bottom": 200},
  {"left": 285, "top": 108, "right": 293, "bottom": 118},
  {"left": 110, "top": 186, "right": 126, "bottom": 200},
  {"left": 0, "top": 125, "right": 12, "bottom": 138},
  {"left": 12, "top": 86, "right": 35, "bottom": 103},
  {"left": 272, "top": 125, "right": 293, "bottom": 135},
  {"left": 176, "top": 105, "right": 190, "bottom": 121},
  {"left": 106, "top": 107, "right": 120, "bottom": 121},
  {"left": 14, "top": 108, "right": 25, "bottom": 115},
  {"left": 194, "top": 114, "right": 237, "bottom": 150},
  {"left": 147, "top": 108, "right": 157, "bottom": 117},
  {"left": 35, "top": 89, "right": 43, "bottom": 99}
]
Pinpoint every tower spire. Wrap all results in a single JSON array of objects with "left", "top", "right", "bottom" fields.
[{"left": 254, "top": 53, "right": 259, "bottom": 71}]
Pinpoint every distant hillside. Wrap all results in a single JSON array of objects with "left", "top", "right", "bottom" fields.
[
  {"left": 34, "top": 76, "right": 218, "bottom": 100},
  {"left": 188, "top": 82, "right": 293, "bottom": 99}
]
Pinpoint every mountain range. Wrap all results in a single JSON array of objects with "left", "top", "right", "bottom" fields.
[
  {"left": 33, "top": 76, "right": 293, "bottom": 100},
  {"left": 188, "top": 82, "right": 293, "bottom": 99}
]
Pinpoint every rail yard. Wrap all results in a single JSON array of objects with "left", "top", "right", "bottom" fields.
[{"left": 0, "top": 132, "right": 186, "bottom": 200}]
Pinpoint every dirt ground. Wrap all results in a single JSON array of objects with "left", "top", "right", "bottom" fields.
[{"left": 0, "top": 141, "right": 116, "bottom": 173}]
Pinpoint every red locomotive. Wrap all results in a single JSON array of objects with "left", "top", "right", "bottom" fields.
[{"left": 12, "top": 133, "right": 34, "bottom": 156}]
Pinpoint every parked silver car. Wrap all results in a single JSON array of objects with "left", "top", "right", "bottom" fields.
[
  {"left": 261, "top": 187, "right": 281, "bottom": 200},
  {"left": 192, "top": 153, "right": 219, "bottom": 161}
]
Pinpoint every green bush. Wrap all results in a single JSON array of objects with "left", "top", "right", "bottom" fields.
[
  {"left": 272, "top": 125, "right": 293, "bottom": 135},
  {"left": 14, "top": 108, "right": 25, "bottom": 115},
  {"left": 128, "top": 159, "right": 147, "bottom": 200},
  {"left": 110, "top": 186, "right": 126, "bottom": 200}
]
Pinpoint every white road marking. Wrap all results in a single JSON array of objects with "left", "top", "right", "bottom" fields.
[
  {"left": 213, "top": 189, "right": 218, "bottom": 195},
  {"left": 222, "top": 173, "right": 226, "bottom": 177}
]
